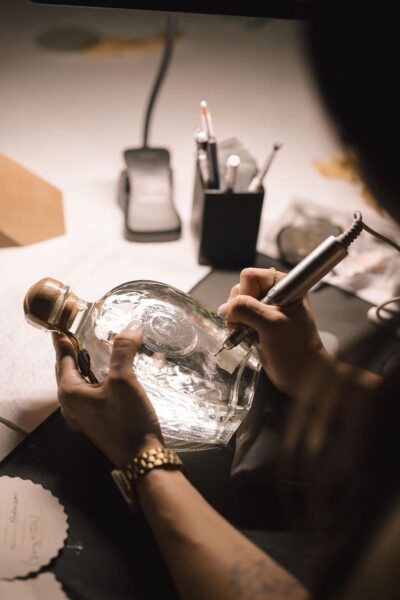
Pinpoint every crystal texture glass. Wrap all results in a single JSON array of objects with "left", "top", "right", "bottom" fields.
[{"left": 24, "top": 279, "right": 261, "bottom": 450}]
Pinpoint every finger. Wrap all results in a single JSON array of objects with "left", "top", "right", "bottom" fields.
[
  {"left": 219, "top": 268, "right": 286, "bottom": 319},
  {"left": 52, "top": 332, "right": 85, "bottom": 386},
  {"left": 109, "top": 327, "right": 143, "bottom": 381},
  {"left": 239, "top": 267, "right": 286, "bottom": 298},
  {"left": 219, "top": 283, "right": 241, "bottom": 324},
  {"left": 227, "top": 283, "right": 240, "bottom": 302},
  {"left": 221, "top": 294, "right": 286, "bottom": 337}
]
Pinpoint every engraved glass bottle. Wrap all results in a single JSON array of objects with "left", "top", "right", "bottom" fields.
[{"left": 24, "top": 278, "right": 261, "bottom": 449}]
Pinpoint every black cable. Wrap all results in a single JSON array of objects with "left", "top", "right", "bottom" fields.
[
  {"left": 142, "top": 14, "right": 177, "bottom": 148},
  {"left": 347, "top": 210, "right": 400, "bottom": 325},
  {"left": 376, "top": 296, "right": 400, "bottom": 322}
]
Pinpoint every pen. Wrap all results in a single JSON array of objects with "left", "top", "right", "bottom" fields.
[
  {"left": 224, "top": 154, "right": 240, "bottom": 191},
  {"left": 194, "top": 128, "right": 210, "bottom": 187},
  {"left": 248, "top": 143, "right": 282, "bottom": 192},
  {"left": 215, "top": 214, "right": 364, "bottom": 354},
  {"left": 200, "top": 100, "right": 220, "bottom": 189}
]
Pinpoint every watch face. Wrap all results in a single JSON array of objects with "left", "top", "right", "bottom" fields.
[
  {"left": 111, "top": 470, "right": 136, "bottom": 507},
  {"left": 277, "top": 218, "right": 343, "bottom": 266}
]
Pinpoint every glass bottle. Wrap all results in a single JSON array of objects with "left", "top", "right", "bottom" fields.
[{"left": 24, "top": 278, "right": 261, "bottom": 450}]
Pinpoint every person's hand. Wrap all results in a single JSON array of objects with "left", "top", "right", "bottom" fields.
[
  {"left": 52, "top": 328, "right": 163, "bottom": 468},
  {"left": 218, "top": 267, "right": 331, "bottom": 397}
]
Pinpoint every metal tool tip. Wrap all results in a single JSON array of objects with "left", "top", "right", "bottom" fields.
[
  {"left": 273, "top": 143, "right": 282, "bottom": 151},
  {"left": 214, "top": 347, "right": 224, "bottom": 357}
]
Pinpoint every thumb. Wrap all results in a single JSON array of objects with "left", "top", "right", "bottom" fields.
[{"left": 109, "top": 327, "right": 143, "bottom": 380}]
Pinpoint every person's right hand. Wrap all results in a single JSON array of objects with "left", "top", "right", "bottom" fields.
[{"left": 218, "top": 267, "right": 331, "bottom": 397}]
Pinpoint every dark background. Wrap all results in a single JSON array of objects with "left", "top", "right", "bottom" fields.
[{"left": 32, "top": 0, "right": 312, "bottom": 19}]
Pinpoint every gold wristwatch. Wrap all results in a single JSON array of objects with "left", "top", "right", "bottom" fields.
[{"left": 111, "top": 446, "right": 183, "bottom": 507}]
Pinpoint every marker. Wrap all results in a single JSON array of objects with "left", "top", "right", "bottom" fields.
[
  {"left": 248, "top": 143, "right": 282, "bottom": 192},
  {"left": 224, "top": 154, "right": 240, "bottom": 192},
  {"left": 200, "top": 100, "right": 220, "bottom": 189},
  {"left": 194, "top": 128, "right": 210, "bottom": 187}
]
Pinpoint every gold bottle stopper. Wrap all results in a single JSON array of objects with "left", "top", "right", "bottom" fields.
[{"left": 23, "top": 277, "right": 80, "bottom": 332}]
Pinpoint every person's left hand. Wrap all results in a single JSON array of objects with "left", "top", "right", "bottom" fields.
[{"left": 53, "top": 328, "right": 163, "bottom": 468}]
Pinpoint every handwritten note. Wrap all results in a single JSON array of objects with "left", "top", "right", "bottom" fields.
[
  {"left": 0, "top": 572, "right": 69, "bottom": 599},
  {"left": 0, "top": 477, "right": 68, "bottom": 579}
]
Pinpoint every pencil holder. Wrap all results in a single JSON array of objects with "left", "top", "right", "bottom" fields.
[{"left": 191, "top": 166, "right": 264, "bottom": 268}]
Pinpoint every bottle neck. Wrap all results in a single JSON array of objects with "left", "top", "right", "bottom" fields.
[{"left": 67, "top": 297, "right": 93, "bottom": 336}]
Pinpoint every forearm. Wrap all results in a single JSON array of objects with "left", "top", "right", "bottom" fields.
[{"left": 137, "top": 469, "right": 309, "bottom": 600}]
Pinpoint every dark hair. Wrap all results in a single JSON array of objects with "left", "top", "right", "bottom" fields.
[
  {"left": 308, "top": 2, "right": 400, "bottom": 223},
  {"left": 290, "top": 6, "right": 400, "bottom": 596}
]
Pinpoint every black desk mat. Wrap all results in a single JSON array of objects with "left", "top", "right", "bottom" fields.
[{"left": 1, "top": 254, "right": 398, "bottom": 599}]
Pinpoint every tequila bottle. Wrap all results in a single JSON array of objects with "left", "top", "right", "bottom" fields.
[{"left": 24, "top": 278, "right": 261, "bottom": 449}]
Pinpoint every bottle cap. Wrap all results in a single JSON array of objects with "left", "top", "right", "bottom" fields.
[{"left": 23, "top": 277, "right": 79, "bottom": 332}]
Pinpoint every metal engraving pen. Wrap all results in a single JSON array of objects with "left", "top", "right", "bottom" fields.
[{"left": 215, "top": 214, "right": 364, "bottom": 354}]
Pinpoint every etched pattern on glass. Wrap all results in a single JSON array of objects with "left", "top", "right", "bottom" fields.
[{"left": 77, "top": 282, "right": 260, "bottom": 448}]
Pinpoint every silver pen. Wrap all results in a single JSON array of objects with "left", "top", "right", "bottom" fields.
[
  {"left": 215, "top": 214, "right": 364, "bottom": 354},
  {"left": 224, "top": 154, "right": 240, "bottom": 192}
]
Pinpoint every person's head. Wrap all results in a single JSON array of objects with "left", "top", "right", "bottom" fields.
[{"left": 309, "top": 2, "right": 400, "bottom": 223}]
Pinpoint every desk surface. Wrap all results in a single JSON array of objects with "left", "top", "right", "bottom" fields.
[
  {"left": 1, "top": 4, "right": 399, "bottom": 597},
  {"left": 0, "top": 0, "right": 384, "bottom": 235},
  {"left": 1, "top": 253, "right": 399, "bottom": 600}
]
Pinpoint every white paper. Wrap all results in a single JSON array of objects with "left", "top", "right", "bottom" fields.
[
  {"left": 0, "top": 230, "right": 209, "bottom": 459},
  {"left": 259, "top": 199, "right": 400, "bottom": 306},
  {"left": 0, "top": 572, "right": 69, "bottom": 599},
  {"left": 0, "top": 477, "right": 69, "bottom": 580}
]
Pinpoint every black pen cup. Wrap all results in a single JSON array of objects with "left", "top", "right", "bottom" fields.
[{"left": 191, "top": 166, "right": 264, "bottom": 268}]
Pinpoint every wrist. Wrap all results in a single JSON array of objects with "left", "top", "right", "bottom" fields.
[
  {"left": 114, "top": 433, "right": 164, "bottom": 469},
  {"left": 111, "top": 443, "right": 184, "bottom": 508},
  {"left": 129, "top": 433, "right": 165, "bottom": 461},
  {"left": 136, "top": 466, "right": 186, "bottom": 501},
  {"left": 279, "top": 346, "right": 334, "bottom": 397}
]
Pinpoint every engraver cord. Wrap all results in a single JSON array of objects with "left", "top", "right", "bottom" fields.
[{"left": 350, "top": 211, "right": 400, "bottom": 327}]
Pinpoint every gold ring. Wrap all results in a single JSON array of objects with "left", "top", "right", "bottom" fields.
[{"left": 271, "top": 267, "right": 278, "bottom": 287}]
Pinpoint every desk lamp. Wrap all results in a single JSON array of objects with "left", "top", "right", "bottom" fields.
[{"left": 32, "top": 1, "right": 310, "bottom": 241}]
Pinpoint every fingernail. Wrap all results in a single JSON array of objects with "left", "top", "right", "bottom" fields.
[
  {"left": 125, "top": 319, "right": 142, "bottom": 332},
  {"left": 217, "top": 303, "right": 228, "bottom": 318}
]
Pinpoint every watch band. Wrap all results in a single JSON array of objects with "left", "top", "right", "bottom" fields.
[{"left": 111, "top": 446, "right": 183, "bottom": 507}]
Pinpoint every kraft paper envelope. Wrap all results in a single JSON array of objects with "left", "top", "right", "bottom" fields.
[{"left": 0, "top": 153, "right": 65, "bottom": 247}]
